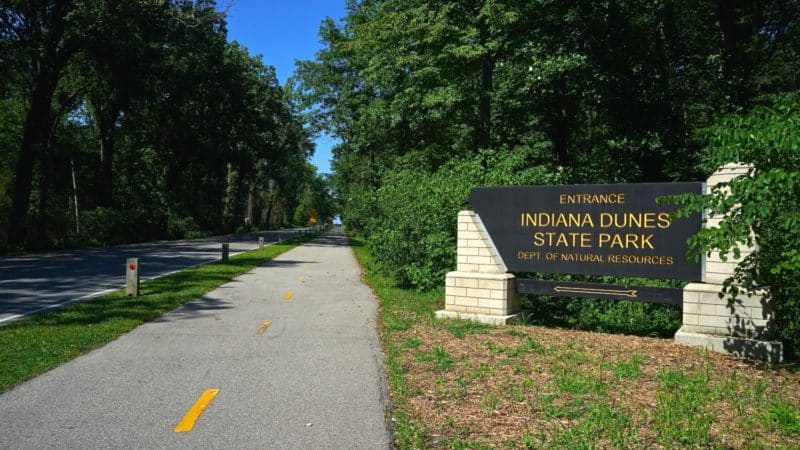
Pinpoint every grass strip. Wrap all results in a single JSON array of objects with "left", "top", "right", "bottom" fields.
[
  {"left": 347, "top": 232, "right": 800, "bottom": 449},
  {"left": 0, "top": 232, "right": 318, "bottom": 393},
  {"left": 347, "top": 233, "right": 442, "bottom": 448}
]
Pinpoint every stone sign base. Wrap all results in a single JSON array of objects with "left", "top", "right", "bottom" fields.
[
  {"left": 675, "top": 282, "right": 783, "bottom": 363},
  {"left": 435, "top": 310, "right": 520, "bottom": 325},
  {"left": 674, "top": 328, "right": 783, "bottom": 363},
  {"left": 434, "top": 211, "right": 521, "bottom": 325},
  {"left": 438, "top": 271, "right": 520, "bottom": 324}
]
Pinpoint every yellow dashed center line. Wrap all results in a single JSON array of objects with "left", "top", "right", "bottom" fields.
[
  {"left": 283, "top": 291, "right": 293, "bottom": 301},
  {"left": 257, "top": 321, "right": 271, "bottom": 334},
  {"left": 174, "top": 388, "right": 219, "bottom": 433}
]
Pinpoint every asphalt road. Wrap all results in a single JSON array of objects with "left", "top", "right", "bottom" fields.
[
  {"left": 0, "top": 229, "right": 310, "bottom": 324},
  {"left": 0, "top": 229, "right": 392, "bottom": 449}
]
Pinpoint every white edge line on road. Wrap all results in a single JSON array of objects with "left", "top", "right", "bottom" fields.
[{"left": 0, "top": 243, "right": 275, "bottom": 326}]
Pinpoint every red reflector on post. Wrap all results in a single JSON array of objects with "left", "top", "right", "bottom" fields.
[{"left": 129, "top": 264, "right": 136, "bottom": 271}]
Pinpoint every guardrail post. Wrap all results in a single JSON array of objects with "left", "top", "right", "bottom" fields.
[{"left": 221, "top": 243, "right": 229, "bottom": 261}]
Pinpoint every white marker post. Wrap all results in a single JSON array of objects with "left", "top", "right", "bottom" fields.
[
  {"left": 258, "top": 237, "right": 264, "bottom": 249},
  {"left": 126, "top": 258, "right": 140, "bottom": 297}
]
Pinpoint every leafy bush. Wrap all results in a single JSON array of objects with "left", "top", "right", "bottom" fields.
[
  {"left": 673, "top": 93, "right": 800, "bottom": 354},
  {"left": 79, "top": 207, "right": 164, "bottom": 246},
  {"left": 364, "top": 145, "right": 563, "bottom": 290},
  {"left": 521, "top": 296, "right": 681, "bottom": 337},
  {"left": 357, "top": 144, "right": 685, "bottom": 337},
  {"left": 79, "top": 207, "right": 131, "bottom": 246},
  {"left": 166, "top": 214, "right": 200, "bottom": 239}
]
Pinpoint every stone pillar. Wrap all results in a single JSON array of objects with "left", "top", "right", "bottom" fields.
[
  {"left": 675, "top": 164, "right": 783, "bottom": 362},
  {"left": 436, "top": 211, "right": 520, "bottom": 325}
]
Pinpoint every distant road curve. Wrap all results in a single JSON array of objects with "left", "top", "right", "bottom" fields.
[{"left": 0, "top": 229, "right": 310, "bottom": 324}]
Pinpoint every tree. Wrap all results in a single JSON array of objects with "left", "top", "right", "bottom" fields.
[
  {"left": 294, "top": 0, "right": 800, "bottom": 296},
  {"left": 1, "top": 0, "right": 319, "bottom": 250},
  {"left": 673, "top": 93, "right": 800, "bottom": 351}
]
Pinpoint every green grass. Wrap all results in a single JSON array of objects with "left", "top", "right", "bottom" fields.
[
  {"left": 610, "top": 352, "right": 646, "bottom": 379},
  {"left": 443, "top": 319, "right": 490, "bottom": 339},
  {"left": 347, "top": 233, "right": 440, "bottom": 447},
  {"left": 768, "top": 399, "right": 800, "bottom": 435},
  {"left": 417, "top": 345, "right": 455, "bottom": 371},
  {"left": 347, "top": 231, "right": 800, "bottom": 449},
  {"left": 0, "top": 233, "right": 318, "bottom": 393}
]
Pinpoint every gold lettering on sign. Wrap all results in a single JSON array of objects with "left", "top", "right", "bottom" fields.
[
  {"left": 518, "top": 190, "right": 680, "bottom": 259},
  {"left": 521, "top": 213, "right": 594, "bottom": 227},
  {"left": 598, "top": 213, "right": 671, "bottom": 229},
  {"left": 559, "top": 193, "right": 626, "bottom": 204}
]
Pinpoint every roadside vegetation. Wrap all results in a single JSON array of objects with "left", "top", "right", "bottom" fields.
[
  {"left": 0, "top": 232, "right": 318, "bottom": 393},
  {"left": 1, "top": 2, "right": 334, "bottom": 254},
  {"left": 350, "top": 234, "right": 800, "bottom": 448},
  {"left": 297, "top": 0, "right": 800, "bottom": 359}
]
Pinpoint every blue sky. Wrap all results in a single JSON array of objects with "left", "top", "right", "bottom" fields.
[{"left": 224, "top": 0, "right": 346, "bottom": 175}]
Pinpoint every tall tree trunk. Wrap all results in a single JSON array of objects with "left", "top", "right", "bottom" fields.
[
  {"left": 245, "top": 181, "right": 256, "bottom": 228},
  {"left": 7, "top": 0, "right": 75, "bottom": 247},
  {"left": 8, "top": 72, "right": 59, "bottom": 246},
  {"left": 95, "top": 103, "right": 120, "bottom": 208},
  {"left": 70, "top": 154, "right": 80, "bottom": 234},
  {"left": 477, "top": 19, "right": 494, "bottom": 155},
  {"left": 552, "top": 78, "right": 570, "bottom": 165},
  {"left": 263, "top": 185, "right": 276, "bottom": 230},
  {"left": 222, "top": 162, "right": 240, "bottom": 231}
]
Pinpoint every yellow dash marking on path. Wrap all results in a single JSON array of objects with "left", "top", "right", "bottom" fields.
[
  {"left": 298, "top": 276, "right": 304, "bottom": 282},
  {"left": 257, "top": 321, "right": 271, "bottom": 335},
  {"left": 283, "top": 291, "right": 293, "bottom": 301},
  {"left": 174, "top": 388, "right": 219, "bottom": 433}
]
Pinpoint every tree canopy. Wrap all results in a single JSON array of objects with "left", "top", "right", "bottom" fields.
[
  {"left": 294, "top": 0, "right": 800, "bottom": 345},
  {"left": 0, "top": 0, "right": 328, "bottom": 250}
]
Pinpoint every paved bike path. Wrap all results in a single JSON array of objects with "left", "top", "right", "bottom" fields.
[{"left": 0, "top": 229, "right": 392, "bottom": 449}]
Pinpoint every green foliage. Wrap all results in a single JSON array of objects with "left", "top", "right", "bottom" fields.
[
  {"left": 364, "top": 147, "right": 562, "bottom": 290},
  {"left": 296, "top": 1, "right": 800, "bottom": 315},
  {"left": 672, "top": 93, "right": 800, "bottom": 352},
  {"left": 521, "top": 295, "right": 682, "bottom": 338},
  {"left": 0, "top": 94, "right": 23, "bottom": 247},
  {"left": 166, "top": 214, "right": 200, "bottom": 240},
  {"left": 768, "top": 399, "right": 800, "bottom": 435},
  {"left": 1, "top": 1, "right": 322, "bottom": 252}
]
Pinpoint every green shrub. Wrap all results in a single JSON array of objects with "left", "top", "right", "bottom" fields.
[
  {"left": 521, "top": 295, "right": 681, "bottom": 338},
  {"left": 365, "top": 146, "right": 562, "bottom": 289},
  {"left": 166, "top": 214, "right": 200, "bottom": 239},
  {"left": 80, "top": 207, "right": 130, "bottom": 246},
  {"left": 672, "top": 92, "right": 800, "bottom": 355}
]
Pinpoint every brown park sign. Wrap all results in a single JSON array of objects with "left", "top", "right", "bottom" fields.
[{"left": 468, "top": 183, "right": 703, "bottom": 281}]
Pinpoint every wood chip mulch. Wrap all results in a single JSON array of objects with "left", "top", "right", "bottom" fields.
[{"left": 391, "top": 323, "right": 800, "bottom": 448}]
